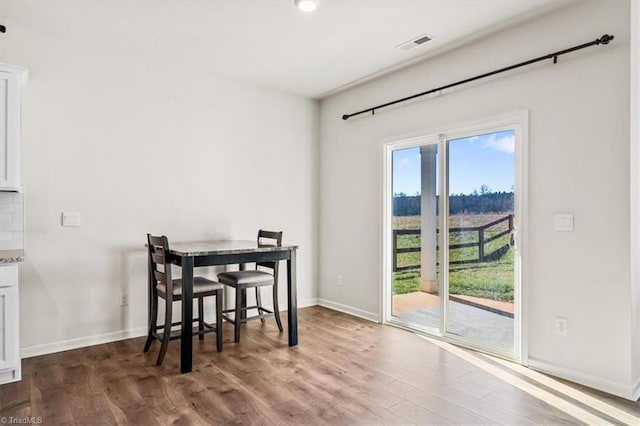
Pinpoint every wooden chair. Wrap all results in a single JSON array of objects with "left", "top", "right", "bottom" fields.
[
  {"left": 217, "top": 230, "right": 283, "bottom": 342},
  {"left": 144, "top": 234, "right": 223, "bottom": 365}
]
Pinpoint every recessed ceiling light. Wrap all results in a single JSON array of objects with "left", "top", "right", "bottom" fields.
[{"left": 295, "top": 0, "right": 319, "bottom": 12}]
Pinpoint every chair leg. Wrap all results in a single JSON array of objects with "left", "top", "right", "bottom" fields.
[
  {"left": 234, "top": 287, "right": 242, "bottom": 343},
  {"left": 216, "top": 289, "right": 223, "bottom": 352},
  {"left": 273, "top": 283, "right": 283, "bottom": 332},
  {"left": 156, "top": 300, "right": 172, "bottom": 366},
  {"left": 144, "top": 294, "right": 159, "bottom": 352},
  {"left": 198, "top": 297, "right": 205, "bottom": 341},
  {"left": 255, "top": 287, "right": 265, "bottom": 324}
]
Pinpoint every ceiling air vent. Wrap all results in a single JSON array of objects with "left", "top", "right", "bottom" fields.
[{"left": 396, "top": 33, "right": 433, "bottom": 51}]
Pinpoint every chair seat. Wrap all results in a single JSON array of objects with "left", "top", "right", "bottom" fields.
[
  {"left": 157, "top": 276, "right": 223, "bottom": 296},
  {"left": 218, "top": 270, "right": 274, "bottom": 287}
]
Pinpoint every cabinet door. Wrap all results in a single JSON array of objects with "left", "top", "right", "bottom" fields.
[
  {"left": 0, "top": 65, "right": 25, "bottom": 190},
  {"left": 0, "top": 285, "right": 19, "bottom": 371}
]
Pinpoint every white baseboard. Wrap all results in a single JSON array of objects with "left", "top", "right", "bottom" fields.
[
  {"left": 528, "top": 357, "right": 638, "bottom": 401},
  {"left": 298, "top": 298, "right": 319, "bottom": 309},
  {"left": 19, "top": 298, "right": 320, "bottom": 359},
  {"left": 248, "top": 298, "right": 318, "bottom": 313},
  {"left": 20, "top": 327, "right": 148, "bottom": 359},
  {"left": 317, "top": 298, "right": 380, "bottom": 323},
  {"left": 632, "top": 375, "right": 640, "bottom": 401}
]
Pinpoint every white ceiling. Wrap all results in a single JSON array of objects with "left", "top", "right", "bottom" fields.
[{"left": 0, "top": 0, "right": 572, "bottom": 98}]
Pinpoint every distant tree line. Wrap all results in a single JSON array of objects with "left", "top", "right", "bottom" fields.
[{"left": 393, "top": 189, "right": 514, "bottom": 216}]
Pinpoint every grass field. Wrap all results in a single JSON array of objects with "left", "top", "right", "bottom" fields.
[{"left": 392, "top": 214, "right": 514, "bottom": 302}]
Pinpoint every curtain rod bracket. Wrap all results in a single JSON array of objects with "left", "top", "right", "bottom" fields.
[{"left": 342, "top": 33, "right": 614, "bottom": 121}]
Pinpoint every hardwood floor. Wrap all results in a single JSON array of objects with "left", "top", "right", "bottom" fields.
[{"left": 1, "top": 306, "right": 639, "bottom": 425}]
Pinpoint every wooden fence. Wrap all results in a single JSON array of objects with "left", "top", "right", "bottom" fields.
[{"left": 392, "top": 214, "right": 513, "bottom": 272}]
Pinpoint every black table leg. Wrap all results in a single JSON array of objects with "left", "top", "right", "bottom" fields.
[
  {"left": 181, "top": 256, "right": 194, "bottom": 373},
  {"left": 287, "top": 249, "right": 298, "bottom": 346}
]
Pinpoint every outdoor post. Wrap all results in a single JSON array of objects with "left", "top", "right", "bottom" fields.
[{"left": 420, "top": 144, "right": 438, "bottom": 293}]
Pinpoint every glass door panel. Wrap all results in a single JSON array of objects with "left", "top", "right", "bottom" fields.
[
  {"left": 445, "top": 130, "right": 516, "bottom": 353},
  {"left": 390, "top": 144, "right": 441, "bottom": 331}
]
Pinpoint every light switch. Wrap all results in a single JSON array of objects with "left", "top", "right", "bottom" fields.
[
  {"left": 554, "top": 213, "right": 573, "bottom": 232},
  {"left": 61, "top": 212, "right": 81, "bottom": 227}
]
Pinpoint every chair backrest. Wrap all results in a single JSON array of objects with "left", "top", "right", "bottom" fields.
[
  {"left": 257, "top": 230, "right": 282, "bottom": 273},
  {"left": 147, "top": 234, "right": 173, "bottom": 295}
]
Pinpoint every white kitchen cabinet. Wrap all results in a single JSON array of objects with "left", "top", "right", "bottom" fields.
[
  {"left": 0, "top": 64, "right": 27, "bottom": 191},
  {"left": 0, "top": 263, "right": 20, "bottom": 384}
]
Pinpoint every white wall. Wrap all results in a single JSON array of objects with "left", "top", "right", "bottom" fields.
[
  {"left": 0, "top": 24, "right": 319, "bottom": 355},
  {"left": 630, "top": 1, "right": 640, "bottom": 400},
  {"left": 319, "top": 0, "right": 636, "bottom": 398}
]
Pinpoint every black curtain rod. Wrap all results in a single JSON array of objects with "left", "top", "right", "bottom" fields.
[{"left": 342, "top": 33, "right": 614, "bottom": 120}]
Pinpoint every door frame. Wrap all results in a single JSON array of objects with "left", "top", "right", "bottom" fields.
[{"left": 380, "top": 110, "right": 529, "bottom": 363}]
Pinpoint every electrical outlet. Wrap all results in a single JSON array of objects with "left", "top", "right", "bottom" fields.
[
  {"left": 337, "top": 274, "right": 344, "bottom": 286},
  {"left": 120, "top": 292, "right": 129, "bottom": 306},
  {"left": 555, "top": 317, "right": 568, "bottom": 336}
]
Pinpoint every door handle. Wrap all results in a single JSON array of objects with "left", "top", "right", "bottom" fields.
[{"left": 509, "top": 228, "right": 519, "bottom": 252}]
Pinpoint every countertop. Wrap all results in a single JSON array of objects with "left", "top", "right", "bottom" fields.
[{"left": 0, "top": 249, "right": 25, "bottom": 263}]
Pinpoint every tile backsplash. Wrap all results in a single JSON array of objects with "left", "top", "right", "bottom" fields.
[{"left": 0, "top": 192, "right": 24, "bottom": 250}]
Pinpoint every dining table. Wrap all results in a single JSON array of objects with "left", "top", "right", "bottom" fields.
[{"left": 163, "top": 240, "right": 299, "bottom": 373}]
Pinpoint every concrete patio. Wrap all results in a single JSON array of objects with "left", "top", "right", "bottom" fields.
[{"left": 392, "top": 291, "right": 514, "bottom": 350}]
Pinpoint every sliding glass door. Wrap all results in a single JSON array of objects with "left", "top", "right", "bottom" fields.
[{"left": 385, "top": 113, "right": 526, "bottom": 360}]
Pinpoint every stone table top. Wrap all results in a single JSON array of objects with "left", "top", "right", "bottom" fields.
[{"left": 168, "top": 240, "right": 298, "bottom": 257}]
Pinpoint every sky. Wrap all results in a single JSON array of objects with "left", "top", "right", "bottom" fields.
[{"left": 392, "top": 130, "right": 515, "bottom": 196}]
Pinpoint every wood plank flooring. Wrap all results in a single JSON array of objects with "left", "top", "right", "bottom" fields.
[{"left": 1, "top": 306, "right": 639, "bottom": 425}]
